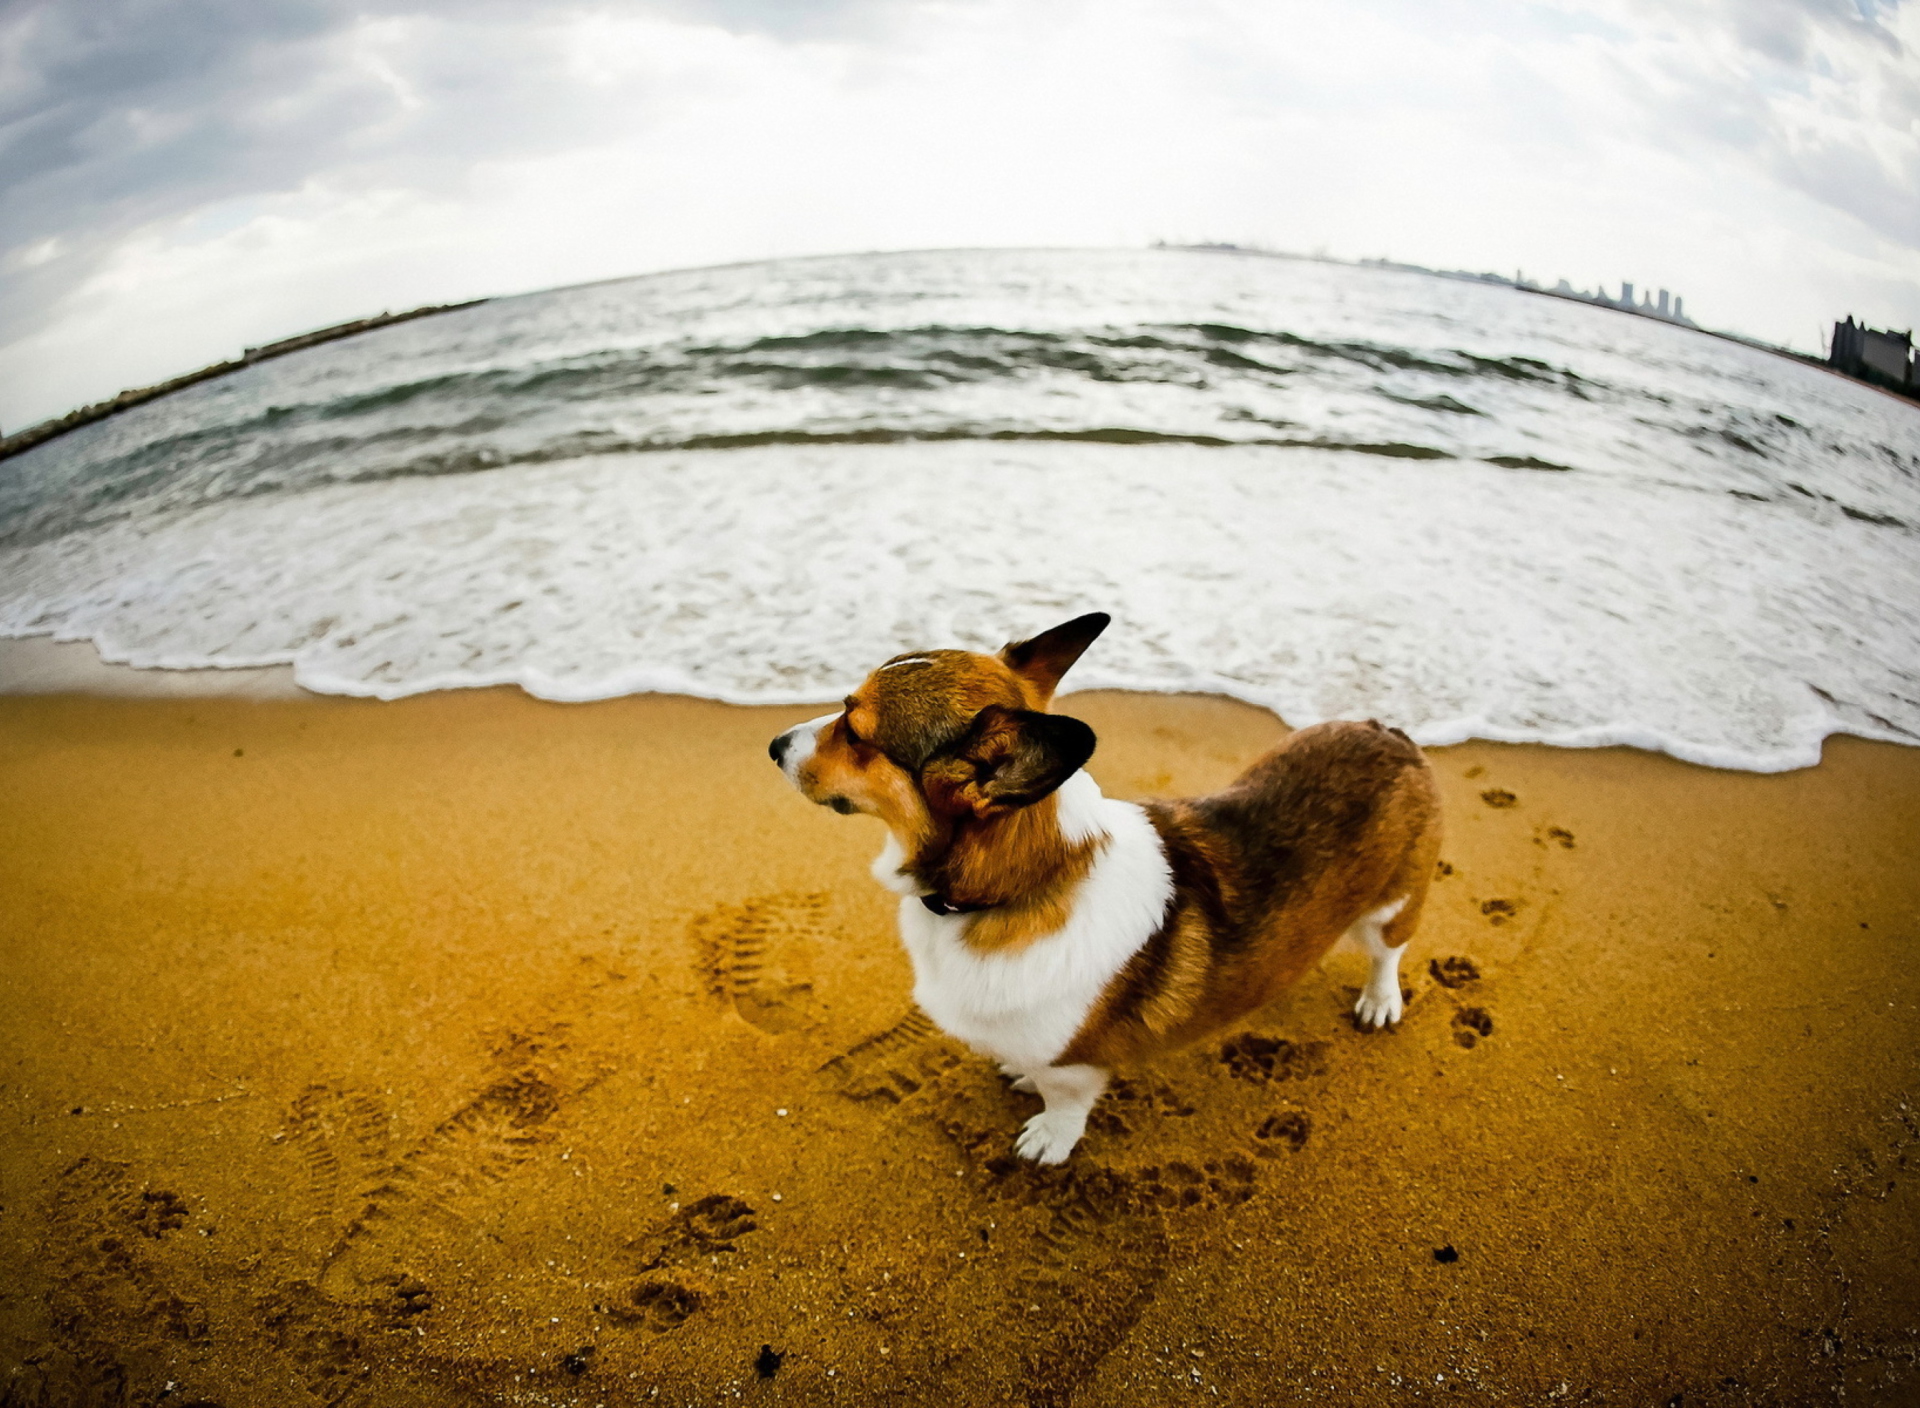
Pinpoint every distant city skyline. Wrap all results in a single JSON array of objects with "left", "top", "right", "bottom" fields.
[
  {"left": 1542, "top": 277, "right": 1693, "bottom": 327},
  {"left": 3, "top": 0, "right": 1917, "bottom": 428}
]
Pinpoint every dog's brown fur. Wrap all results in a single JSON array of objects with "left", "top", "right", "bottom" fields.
[
  {"left": 783, "top": 613, "right": 1441, "bottom": 1061},
  {"left": 1064, "top": 719, "right": 1439, "bottom": 1063}
]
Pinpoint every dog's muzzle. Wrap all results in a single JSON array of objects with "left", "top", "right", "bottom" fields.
[{"left": 770, "top": 713, "right": 837, "bottom": 794}]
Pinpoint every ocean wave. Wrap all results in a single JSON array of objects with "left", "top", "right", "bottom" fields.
[{"left": 12, "top": 300, "right": 1911, "bottom": 550}]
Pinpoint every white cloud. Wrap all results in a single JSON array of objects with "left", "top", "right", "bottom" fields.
[{"left": 2, "top": 0, "right": 1916, "bottom": 430}]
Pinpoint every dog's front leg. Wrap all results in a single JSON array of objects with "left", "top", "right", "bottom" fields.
[{"left": 1013, "top": 1064, "right": 1107, "bottom": 1164}]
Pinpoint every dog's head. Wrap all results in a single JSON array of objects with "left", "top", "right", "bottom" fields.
[{"left": 768, "top": 613, "right": 1108, "bottom": 845}]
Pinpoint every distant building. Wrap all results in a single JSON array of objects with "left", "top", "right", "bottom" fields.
[{"left": 1830, "top": 316, "right": 1917, "bottom": 396}]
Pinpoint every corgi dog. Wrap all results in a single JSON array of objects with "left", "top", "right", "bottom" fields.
[{"left": 769, "top": 613, "right": 1440, "bottom": 1164}]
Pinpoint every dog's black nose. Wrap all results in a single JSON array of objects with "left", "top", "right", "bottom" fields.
[{"left": 769, "top": 733, "right": 790, "bottom": 766}]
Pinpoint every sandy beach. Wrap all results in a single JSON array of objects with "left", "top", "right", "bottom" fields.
[{"left": 2, "top": 685, "right": 1917, "bottom": 1407}]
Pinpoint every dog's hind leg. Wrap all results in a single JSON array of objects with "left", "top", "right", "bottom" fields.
[
  {"left": 1350, "top": 897, "right": 1410, "bottom": 1031},
  {"left": 1000, "top": 1063, "right": 1038, "bottom": 1095},
  {"left": 1013, "top": 1064, "right": 1107, "bottom": 1164}
]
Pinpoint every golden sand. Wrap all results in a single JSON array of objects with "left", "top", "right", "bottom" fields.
[{"left": 1, "top": 688, "right": 1916, "bottom": 1406}]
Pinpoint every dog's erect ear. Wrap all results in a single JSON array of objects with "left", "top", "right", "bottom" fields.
[
  {"left": 921, "top": 705, "right": 1097, "bottom": 819},
  {"left": 999, "top": 612, "right": 1110, "bottom": 705}
]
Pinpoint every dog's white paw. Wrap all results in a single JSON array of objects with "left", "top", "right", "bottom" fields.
[
  {"left": 1014, "top": 1110, "right": 1085, "bottom": 1164},
  {"left": 1353, "top": 984, "right": 1404, "bottom": 1031}
]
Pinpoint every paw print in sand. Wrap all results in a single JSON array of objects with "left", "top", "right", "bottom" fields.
[
  {"left": 1252, "top": 1111, "right": 1311, "bottom": 1155},
  {"left": 606, "top": 1279, "right": 703, "bottom": 1332},
  {"left": 376, "top": 1274, "right": 433, "bottom": 1323},
  {"left": 1452, "top": 1007, "right": 1495, "bottom": 1048},
  {"left": 129, "top": 1189, "right": 190, "bottom": 1239},
  {"left": 665, "top": 1194, "right": 758, "bottom": 1254},
  {"left": 609, "top": 1193, "right": 756, "bottom": 1335},
  {"left": 1131, "top": 1156, "right": 1257, "bottom": 1211},
  {"left": 1219, "top": 1034, "right": 1328, "bottom": 1085},
  {"left": 1086, "top": 1077, "right": 1197, "bottom": 1138},
  {"left": 1428, "top": 956, "right": 1481, "bottom": 989}
]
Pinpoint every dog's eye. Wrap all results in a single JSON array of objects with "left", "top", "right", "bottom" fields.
[{"left": 842, "top": 715, "right": 863, "bottom": 746}]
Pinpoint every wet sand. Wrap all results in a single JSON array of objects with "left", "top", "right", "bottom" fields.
[{"left": 1, "top": 687, "right": 1916, "bottom": 1407}]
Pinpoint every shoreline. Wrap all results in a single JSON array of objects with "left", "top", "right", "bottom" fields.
[
  {"left": 2, "top": 685, "right": 1917, "bottom": 1404},
  {"left": 2, "top": 633, "right": 1908, "bottom": 775},
  {"left": 0, "top": 635, "right": 307, "bottom": 699}
]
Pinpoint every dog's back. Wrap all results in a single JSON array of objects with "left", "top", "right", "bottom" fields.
[{"left": 1061, "top": 719, "right": 1439, "bottom": 1065}]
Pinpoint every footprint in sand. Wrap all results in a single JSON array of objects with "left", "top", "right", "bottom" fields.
[
  {"left": 281, "top": 1084, "right": 393, "bottom": 1236},
  {"left": 927, "top": 1155, "right": 1220, "bottom": 1407},
  {"left": 817, "top": 1008, "right": 964, "bottom": 1107},
  {"left": 922, "top": 1077, "right": 1283, "bottom": 1405},
  {"left": 1002, "top": 1174, "right": 1171, "bottom": 1408},
  {"left": 317, "top": 1071, "right": 562, "bottom": 1319},
  {"left": 693, "top": 893, "right": 828, "bottom": 1035},
  {"left": 257, "top": 1278, "right": 374, "bottom": 1404}
]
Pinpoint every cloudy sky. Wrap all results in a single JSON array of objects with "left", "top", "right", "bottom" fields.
[{"left": 2, "top": 0, "right": 1916, "bottom": 430}]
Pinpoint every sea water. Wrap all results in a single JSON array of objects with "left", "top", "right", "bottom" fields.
[{"left": 2, "top": 248, "right": 1915, "bottom": 771}]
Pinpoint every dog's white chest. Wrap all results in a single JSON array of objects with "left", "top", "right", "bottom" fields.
[{"left": 878, "top": 778, "right": 1173, "bottom": 1073}]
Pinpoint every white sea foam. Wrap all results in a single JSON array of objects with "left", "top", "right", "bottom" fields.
[
  {"left": 4, "top": 438, "right": 1916, "bottom": 771},
  {"left": 2, "top": 249, "right": 1916, "bottom": 771}
]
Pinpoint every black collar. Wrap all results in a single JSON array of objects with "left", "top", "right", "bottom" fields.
[{"left": 920, "top": 892, "right": 992, "bottom": 916}]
